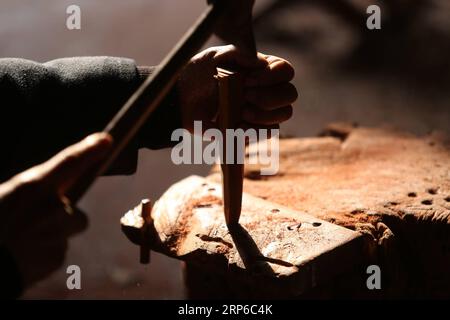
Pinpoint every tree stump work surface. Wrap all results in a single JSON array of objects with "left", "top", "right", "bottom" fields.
[{"left": 122, "top": 124, "right": 450, "bottom": 298}]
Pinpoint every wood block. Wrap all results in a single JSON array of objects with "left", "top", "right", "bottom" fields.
[
  {"left": 121, "top": 175, "right": 364, "bottom": 298},
  {"left": 122, "top": 125, "right": 450, "bottom": 297},
  {"left": 206, "top": 124, "right": 450, "bottom": 297}
]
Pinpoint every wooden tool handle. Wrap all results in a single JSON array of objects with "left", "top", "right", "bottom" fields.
[{"left": 216, "top": 68, "right": 245, "bottom": 225}]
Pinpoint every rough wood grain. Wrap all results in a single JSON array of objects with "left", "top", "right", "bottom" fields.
[
  {"left": 121, "top": 175, "right": 364, "bottom": 298},
  {"left": 206, "top": 123, "right": 450, "bottom": 297},
  {"left": 122, "top": 124, "right": 450, "bottom": 298}
]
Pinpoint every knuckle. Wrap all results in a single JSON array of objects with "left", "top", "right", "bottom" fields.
[
  {"left": 225, "top": 44, "right": 236, "bottom": 51},
  {"left": 14, "top": 172, "right": 42, "bottom": 194},
  {"left": 54, "top": 151, "right": 83, "bottom": 175},
  {"left": 62, "top": 152, "right": 80, "bottom": 166},
  {"left": 215, "top": 44, "right": 235, "bottom": 57},
  {"left": 205, "top": 46, "right": 220, "bottom": 56}
]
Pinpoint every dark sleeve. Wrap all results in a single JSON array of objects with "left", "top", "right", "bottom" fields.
[{"left": 0, "top": 57, "right": 181, "bottom": 181}]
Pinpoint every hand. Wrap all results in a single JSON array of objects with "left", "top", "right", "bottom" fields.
[
  {"left": 0, "top": 133, "right": 112, "bottom": 289},
  {"left": 177, "top": 45, "right": 298, "bottom": 132}
]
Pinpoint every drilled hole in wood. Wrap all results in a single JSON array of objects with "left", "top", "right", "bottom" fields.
[
  {"left": 271, "top": 209, "right": 280, "bottom": 213},
  {"left": 421, "top": 199, "right": 433, "bottom": 205},
  {"left": 287, "top": 223, "right": 302, "bottom": 231},
  {"left": 408, "top": 192, "right": 417, "bottom": 197},
  {"left": 312, "top": 222, "right": 322, "bottom": 227},
  {"left": 427, "top": 188, "right": 438, "bottom": 195}
]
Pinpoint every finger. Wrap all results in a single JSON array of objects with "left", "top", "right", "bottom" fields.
[
  {"left": 245, "top": 83, "right": 298, "bottom": 110},
  {"left": 245, "top": 56, "right": 295, "bottom": 87},
  {"left": 239, "top": 123, "right": 280, "bottom": 140},
  {"left": 40, "top": 133, "right": 113, "bottom": 193},
  {"left": 31, "top": 201, "right": 88, "bottom": 239},
  {"left": 61, "top": 206, "right": 89, "bottom": 237},
  {"left": 21, "top": 194, "right": 68, "bottom": 229},
  {"left": 243, "top": 105, "right": 293, "bottom": 126},
  {"left": 214, "top": 45, "right": 268, "bottom": 69}
]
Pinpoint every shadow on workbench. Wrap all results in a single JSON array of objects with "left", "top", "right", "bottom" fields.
[{"left": 229, "top": 224, "right": 293, "bottom": 274}]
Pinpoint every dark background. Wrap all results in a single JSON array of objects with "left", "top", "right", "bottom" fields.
[{"left": 1, "top": 0, "right": 449, "bottom": 299}]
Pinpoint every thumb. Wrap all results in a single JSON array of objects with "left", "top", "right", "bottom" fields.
[
  {"left": 40, "top": 133, "right": 113, "bottom": 193},
  {"left": 213, "top": 45, "right": 267, "bottom": 70}
]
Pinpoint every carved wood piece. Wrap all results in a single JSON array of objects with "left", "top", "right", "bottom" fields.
[{"left": 121, "top": 175, "right": 363, "bottom": 297}]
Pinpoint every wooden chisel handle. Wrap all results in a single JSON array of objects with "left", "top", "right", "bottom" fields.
[{"left": 216, "top": 68, "right": 245, "bottom": 226}]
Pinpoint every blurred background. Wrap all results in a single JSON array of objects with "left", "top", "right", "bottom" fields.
[{"left": 1, "top": 0, "right": 449, "bottom": 299}]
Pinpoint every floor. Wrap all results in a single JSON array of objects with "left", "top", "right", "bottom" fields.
[{"left": 0, "top": 0, "right": 449, "bottom": 299}]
